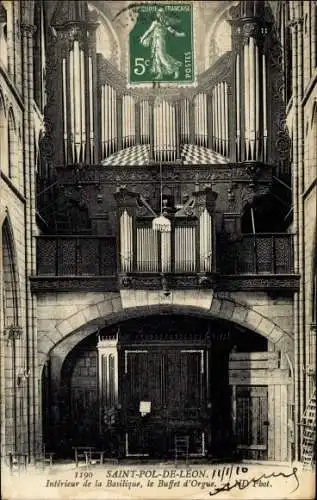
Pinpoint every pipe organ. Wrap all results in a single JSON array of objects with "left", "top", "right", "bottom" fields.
[
  {"left": 140, "top": 100, "right": 150, "bottom": 144},
  {"left": 101, "top": 83, "right": 118, "bottom": 158},
  {"left": 45, "top": 0, "right": 288, "bottom": 173},
  {"left": 153, "top": 100, "right": 177, "bottom": 162},
  {"left": 194, "top": 93, "right": 208, "bottom": 147},
  {"left": 122, "top": 95, "right": 136, "bottom": 148}
]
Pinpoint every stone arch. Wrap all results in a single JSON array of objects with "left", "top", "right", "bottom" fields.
[
  {"left": 88, "top": 3, "right": 121, "bottom": 70},
  {"left": 205, "top": 6, "right": 232, "bottom": 70},
  {"left": 38, "top": 291, "right": 293, "bottom": 374}
]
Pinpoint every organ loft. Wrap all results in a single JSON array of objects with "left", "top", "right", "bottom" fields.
[{"left": 0, "top": 0, "right": 316, "bottom": 467}]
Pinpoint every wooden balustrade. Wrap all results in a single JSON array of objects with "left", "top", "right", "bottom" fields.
[
  {"left": 218, "top": 233, "right": 294, "bottom": 275},
  {"left": 35, "top": 233, "right": 294, "bottom": 278},
  {"left": 36, "top": 235, "right": 117, "bottom": 276}
]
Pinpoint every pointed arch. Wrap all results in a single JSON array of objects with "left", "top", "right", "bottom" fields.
[
  {"left": 7, "top": 106, "right": 18, "bottom": 180},
  {"left": 1, "top": 214, "right": 21, "bottom": 329}
]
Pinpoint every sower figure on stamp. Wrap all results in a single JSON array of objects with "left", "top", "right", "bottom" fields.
[{"left": 139, "top": 8, "right": 185, "bottom": 80}]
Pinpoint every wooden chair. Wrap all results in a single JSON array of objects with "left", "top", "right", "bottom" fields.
[
  {"left": 36, "top": 444, "right": 54, "bottom": 468},
  {"left": 84, "top": 450, "right": 105, "bottom": 467},
  {"left": 174, "top": 435, "right": 189, "bottom": 465}
]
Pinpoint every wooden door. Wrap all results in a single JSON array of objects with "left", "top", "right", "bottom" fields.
[
  {"left": 123, "top": 348, "right": 205, "bottom": 457},
  {"left": 235, "top": 385, "right": 268, "bottom": 459}
]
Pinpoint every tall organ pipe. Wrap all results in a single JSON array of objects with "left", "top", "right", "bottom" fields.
[
  {"left": 161, "top": 232, "right": 171, "bottom": 272},
  {"left": 88, "top": 56, "right": 94, "bottom": 163},
  {"left": 255, "top": 45, "right": 260, "bottom": 160},
  {"left": 236, "top": 54, "right": 241, "bottom": 161},
  {"left": 262, "top": 53, "right": 267, "bottom": 162},
  {"left": 244, "top": 42, "right": 250, "bottom": 160},
  {"left": 62, "top": 58, "right": 68, "bottom": 163},
  {"left": 120, "top": 210, "right": 133, "bottom": 272}
]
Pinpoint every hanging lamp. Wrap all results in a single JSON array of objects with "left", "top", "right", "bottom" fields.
[{"left": 152, "top": 161, "right": 171, "bottom": 233}]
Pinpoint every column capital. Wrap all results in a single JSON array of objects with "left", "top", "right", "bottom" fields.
[{"left": 20, "top": 23, "right": 37, "bottom": 37}]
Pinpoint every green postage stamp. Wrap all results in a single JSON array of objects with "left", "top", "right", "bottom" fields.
[{"left": 129, "top": 3, "right": 194, "bottom": 84}]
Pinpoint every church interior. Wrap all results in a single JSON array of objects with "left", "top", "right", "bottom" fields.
[{"left": 0, "top": 0, "right": 316, "bottom": 467}]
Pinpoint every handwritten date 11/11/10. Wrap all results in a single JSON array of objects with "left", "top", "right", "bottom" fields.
[{"left": 209, "top": 467, "right": 300, "bottom": 496}]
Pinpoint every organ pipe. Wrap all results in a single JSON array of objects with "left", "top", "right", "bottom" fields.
[
  {"left": 88, "top": 56, "right": 94, "bottom": 163},
  {"left": 120, "top": 210, "right": 133, "bottom": 272},
  {"left": 199, "top": 209, "right": 213, "bottom": 272},
  {"left": 255, "top": 45, "right": 260, "bottom": 160},
  {"left": 62, "top": 58, "right": 68, "bottom": 162},
  {"left": 180, "top": 99, "right": 190, "bottom": 143},
  {"left": 161, "top": 232, "right": 171, "bottom": 272},
  {"left": 140, "top": 100, "right": 150, "bottom": 144},
  {"left": 236, "top": 54, "right": 241, "bottom": 161},
  {"left": 262, "top": 53, "right": 267, "bottom": 162}
]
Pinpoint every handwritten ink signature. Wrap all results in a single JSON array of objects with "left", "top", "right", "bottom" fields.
[{"left": 209, "top": 467, "right": 300, "bottom": 496}]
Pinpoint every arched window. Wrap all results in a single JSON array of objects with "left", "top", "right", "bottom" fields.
[
  {"left": 208, "top": 17, "right": 232, "bottom": 68},
  {"left": 2, "top": 218, "right": 20, "bottom": 328},
  {"left": 8, "top": 108, "right": 18, "bottom": 181},
  {"left": 0, "top": 2, "right": 7, "bottom": 68}
]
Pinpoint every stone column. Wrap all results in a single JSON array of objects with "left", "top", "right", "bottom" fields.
[
  {"left": 21, "top": 21, "right": 38, "bottom": 460},
  {"left": 97, "top": 335, "right": 119, "bottom": 433}
]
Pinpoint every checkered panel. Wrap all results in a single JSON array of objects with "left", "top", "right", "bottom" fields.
[
  {"left": 101, "top": 144, "right": 229, "bottom": 166},
  {"left": 181, "top": 144, "right": 229, "bottom": 165},
  {"left": 101, "top": 145, "right": 150, "bottom": 166}
]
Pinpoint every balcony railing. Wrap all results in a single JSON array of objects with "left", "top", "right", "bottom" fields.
[
  {"left": 36, "top": 236, "right": 117, "bottom": 276},
  {"left": 33, "top": 233, "right": 297, "bottom": 293},
  {"left": 218, "top": 233, "right": 294, "bottom": 275}
]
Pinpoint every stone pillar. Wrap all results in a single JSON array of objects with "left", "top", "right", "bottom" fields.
[
  {"left": 97, "top": 334, "right": 119, "bottom": 433},
  {"left": 21, "top": 21, "right": 38, "bottom": 460}
]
